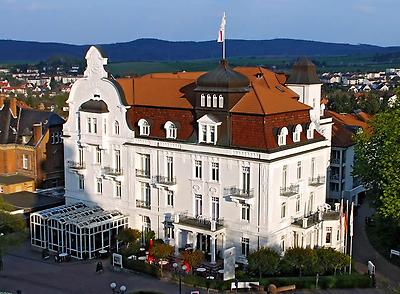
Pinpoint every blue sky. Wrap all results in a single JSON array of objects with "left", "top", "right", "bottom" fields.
[{"left": 0, "top": 0, "right": 398, "bottom": 46}]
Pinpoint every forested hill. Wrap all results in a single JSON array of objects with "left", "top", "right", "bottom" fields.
[{"left": 1, "top": 38, "right": 400, "bottom": 62}]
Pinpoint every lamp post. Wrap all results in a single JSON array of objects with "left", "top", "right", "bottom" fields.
[
  {"left": 173, "top": 262, "right": 187, "bottom": 294},
  {"left": 110, "top": 282, "right": 127, "bottom": 294}
]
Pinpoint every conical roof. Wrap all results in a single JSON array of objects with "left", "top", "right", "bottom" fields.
[
  {"left": 287, "top": 57, "right": 321, "bottom": 84},
  {"left": 195, "top": 60, "right": 250, "bottom": 93}
]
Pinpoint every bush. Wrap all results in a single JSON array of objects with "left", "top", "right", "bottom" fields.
[
  {"left": 178, "top": 274, "right": 231, "bottom": 290},
  {"left": 280, "top": 247, "right": 317, "bottom": 276},
  {"left": 248, "top": 247, "right": 280, "bottom": 278},
  {"left": 123, "top": 259, "right": 160, "bottom": 278}
]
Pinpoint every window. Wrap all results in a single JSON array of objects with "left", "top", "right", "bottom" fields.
[
  {"left": 194, "top": 160, "right": 202, "bottom": 179},
  {"left": 78, "top": 175, "right": 85, "bottom": 190},
  {"left": 337, "top": 228, "right": 340, "bottom": 241},
  {"left": 22, "top": 154, "right": 29, "bottom": 169},
  {"left": 202, "top": 125, "right": 207, "bottom": 142},
  {"left": 96, "top": 178, "right": 103, "bottom": 194},
  {"left": 206, "top": 94, "right": 211, "bottom": 107},
  {"left": 166, "top": 156, "right": 174, "bottom": 181},
  {"left": 325, "top": 227, "right": 332, "bottom": 244},
  {"left": 166, "top": 226, "right": 174, "bottom": 239},
  {"left": 211, "top": 162, "right": 219, "bottom": 181},
  {"left": 311, "top": 158, "right": 316, "bottom": 178},
  {"left": 210, "top": 126, "right": 215, "bottom": 143},
  {"left": 218, "top": 95, "right": 224, "bottom": 108},
  {"left": 141, "top": 182, "right": 151, "bottom": 204},
  {"left": 115, "top": 150, "right": 121, "bottom": 172},
  {"left": 281, "top": 203, "right": 287, "bottom": 218},
  {"left": 138, "top": 119, "right": 150, "bottom": 136},
  {"left": 282, "top": 165, "right": 288, "bottom": 188},
  {"left": 212, "top": 94, "right": 218, "bottom": 107},
  {"left": 115, "top": 181, "right": 122, "bottom": 198},
  {"left": 278, "top": 127, "right": 288, "bottom": 146},
  {"left": 103, "top": 119, "right": 107, "bottom": 134},
  {"left": 78, "top": 147, "right": 84, "bottom": 165},
  {"left": 211, "top": 197, "right": 219, "bottom": 220},
  {"left": 93, "top": 118, "right": 97, "bottom": 133},
  {"left": 241, "top": 203, "right": 250, "bottom": 221},
  {"left": 242, "top": 166, "right": 250, "bottom": 193},
  {"left": 139, "top": 154, "right": 150, "bottom": 176},
  {"left": 197, "top": 115, "right": 221, "bottom": 144},
  {"left": 167, "top": 190, "right": 174, "bottom": 207},
  {"left": 96, "top": 147, "right": 102, "bottom": 164},
  {"left": 307, "top": 122, "right": 315, "bottom": 139},
  {"left": 309, "top": 193, "right": 314, "bottom": 214},
  {"left": 114, "top": 121, "right": 120, "bottom": 135},
  {"left": 195, "top": 194, "right": 202, "bottom": 217},
  {"left": 296, "top": 195, "right": 301, "bottom": 212},
  {"left": 297, "top": 161, "right": 302, "bottom": 180},
  {"left": 164, "top": 121, "right": 177, "bottom": 139},
  {"left": 241, "top": 237, "right": 250, "bottom": 257},
  {"left": 293, "top": 124, "right": 302, "bottom": 143},
  {"left": 200, "top": 94, "right": 205, "bottom": 107},
  {"left": 87, "top": 118, "right": 92, "bottom": 133},
  {"left": 280, "top": 235, "right": 285, "bottom": 251}
]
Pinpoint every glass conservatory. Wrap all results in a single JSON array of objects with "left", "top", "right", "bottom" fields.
[{"left": 30, "top": 202, "right": 128, "bottom": 259}]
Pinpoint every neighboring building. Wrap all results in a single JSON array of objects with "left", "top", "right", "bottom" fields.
[
  {"left": 327, "top": 110, "right": 370, "bottom": 204},
  {"left": 0, "top": 97, "right": 65, "bottom": 189},
  {"left": 0, "top": 174, "right": 35, "bottom": 194},
  {"left": 62, "top": 46, "right": 341, "bottom": 262}
]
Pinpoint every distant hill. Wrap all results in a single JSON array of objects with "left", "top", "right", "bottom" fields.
[{"left": 1, "top": 38, "right": 400, "bottom": 63}]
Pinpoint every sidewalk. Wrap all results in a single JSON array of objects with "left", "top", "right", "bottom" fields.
[{"left": 352, "top": 200, "right": 400, "bottom": 290}]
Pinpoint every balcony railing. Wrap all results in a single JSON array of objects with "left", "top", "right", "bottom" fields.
[
  {"left": 280, "top": 184, "right": 299, "bottom": 196},
  {"left": 178, "top": 214, "right": 224, "bottom": 231},
  {"left": 330, "top": 174, "right": 340, "bottom": 181},
  {"left": 152, "top": 175, "right": 176, "bottom": 185},
  {"left": 308, "top": 176, "right": 326, "bottom": 186},
  {"left": 224, "top": 187, "right": 254, "bottom": 199},
  {"left": 136, "top": 199, "right": 151, "bottom": 210},
  {"left": 102, "top": 166, "right": 123, "bottom": 176},
  {"left": 330, "top": 158, "right": 341, "bottom": 165},
  {"left": 67, "top": 161, "right": 85, "bottom": 170},
  {"left": 136, "top": 169, "right": 150, "bottom": 178}
]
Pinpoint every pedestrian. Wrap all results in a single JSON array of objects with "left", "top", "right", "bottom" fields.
[{"left": 96, "top": 261, "right": 103, "bottom": 273}]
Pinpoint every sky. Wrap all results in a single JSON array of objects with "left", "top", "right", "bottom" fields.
[{"left": 0, "top": 0, "right": 398, "bottom": 46}]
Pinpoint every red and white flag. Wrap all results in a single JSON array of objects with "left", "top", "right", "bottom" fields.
[
  {"left": 217, "top": 12, "right": 226, "bottom": 43},
  {"left": 349, "top": 202, "right": 354, "bottom": 237}
]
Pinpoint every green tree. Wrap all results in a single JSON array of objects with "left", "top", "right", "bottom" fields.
[
  {"left": 180, "top": 250, "right": 204, "bottom": 272},
  {"left": 281, "top": 247, "right": 317, "bottom": 276},
  {"left": 117, "top": 228, "right": 141, "bottom": 248},
  {"left": 359, "top": 92, "right": 380, "bottom": 114},
  {"left": 354, "top": 108, "right": 400, "bottom": 221},
  {"left": 248, "top": 247, "right": 280, "bottom": 279},
  {"left": 315, "top": 247, "right": 350, "bottom": 275},
  {"left": 152, "top": 243, "right": 174, "bottom": 277},
  {"left": 328, "top": 90, "right": 356, "bottom": 113}
]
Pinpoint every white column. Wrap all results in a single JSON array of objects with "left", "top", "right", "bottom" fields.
[
  {"left": 211, "top": 235, "right": 216, "bottom": 264},
  {"left": 192, "top": 232, "right": 198, "bottom": 250},
  {"left": 174, "top": 228, "right": 181, "bottom": 255},
  {"left": 221, "top": 233, "right": 226, "bottom": 253}
]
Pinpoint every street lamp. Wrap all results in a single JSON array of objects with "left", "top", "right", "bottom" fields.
[
  {"left": 173, "top": 262, "right": 187, "bottom": 294},
  {"left": 110, "top": 282, "right": 127, "bottom": 294}
]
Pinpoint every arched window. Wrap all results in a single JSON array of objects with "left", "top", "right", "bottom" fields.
[
  {"left": 206, "top": 94, "right": 212, "bottom": 107},
  {"left": 293, "top": 124, "right": 302, "bottom": 143},
  {"left": 218, "top": 95, "right": 224, "bottom": 108},
  {"left": 164, "top": 121, "right": 177, "bottom": 139},
  {"left": 212, "top": 94, "right": 218, "bottom": 107},
  {"left": 138, "top": 119, "right": 150, "bottom": 136},
  {"left": 307, "top": 122, "right": 316, "bottom": 139},
  {"left": 200, "top": 94, "right": 205, "bottom": 107},
  {"left": 278, "top": 127, "right": 288, "bottom": 146},
  {"left": 114, "top": 121, "right": 120, "bottom": 135}
]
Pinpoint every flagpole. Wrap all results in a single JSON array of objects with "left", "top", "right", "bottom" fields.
[
  {"left": 223, "top": 12, "right": 226, "bottom": 60},
  {"left": 349, "top": 202, "right": 354, "bottom": 274},
  {"left": 223, "top": 36, "right": 226, "bottom": 60},
  {"left": 345, "top": 199, "right": 349, "bottom": 255}
]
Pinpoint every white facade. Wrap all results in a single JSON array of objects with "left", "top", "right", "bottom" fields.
[{"left": 64, "top": 47, "right": 342, "bottom": 263}]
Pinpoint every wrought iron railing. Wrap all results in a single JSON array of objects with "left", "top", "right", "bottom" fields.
[
  {"left": 223, "top": 187, "right": 254, "bottom": 199},
  {"left": 308, "top": 176, "right": 326, "bottom": 186},
  {"left": 102, "top": 166, "right": 123, "bottom": 176},
  {"left": 152, "top": 175, "right": 176, "bottom": 185},
  {"left": 280, "top": 184, "right": 300, "bottom": 196},
  {"left": 67, "top": 161, "right": 85, "bottom": 169},
  {"left": 136, "top": 169, "right": 150, "bottom": 178},
  {"left": 136, "top": 199, "right": 151, "bottom": 210}
]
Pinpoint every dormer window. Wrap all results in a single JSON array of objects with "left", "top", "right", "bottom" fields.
[
  {"left": 200, "top": 94, "right": 205, "bottom": 107},
  {"left": 164, "top": 121, "right": 177, "bottom": 139},
  {"left": 207, "top": 94, "right": 212, "bottom": 107},
  {"left": 278, "top": 127, "right": 288, "bottom": 146},
  {"left": 218, "top": 95, "right": 224, "bottom": 108},
  {"left": 197, "top": 114, "right": 222, "bottom": 145},
  {"left": 293, "top": 124, "right": 302, "bottom": 143},
  {"left": 114, "top": 121, "right": 120, "bottom": 135},
  {"left": 138, "top": 119, "right": 150, "bottom": 136},
  {"left": 307, "top": 122, "right": 316, "bottom": 139},
  {"left": 212, "top": 94, "right": 218, "bottom": 107}
]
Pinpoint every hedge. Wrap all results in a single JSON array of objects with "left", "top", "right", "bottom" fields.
[{"left": 123, "top": 258, "right": 161, "bottom": 278}]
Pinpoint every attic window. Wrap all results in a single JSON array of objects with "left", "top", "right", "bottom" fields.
[
  {"left": 278, "top": 127, "right": 288, "bottom": 146},
  {"left": 164, "top": 121, "right": 177, "bottom": 139},
  {"left": 207, "top": 94, "right": 212, "bottom": 107},
  {"left": 200, "top": 94, "right": 205, "bottom": 107},
  {"left": 307, "top": 122, "right": 316, "bottom": 139},
  {"left": 138, "top": 119, "right": 150, "bottom": 136},
  {"left": 212, "top": 94, "right": 218, "bottom": 107},
  {"left": 218, "top": 95, "right": 224, "bottom": 108},
  {"left": 197, "top": 114, "right": 222, "bottom": 145},
  {"left": 293, "top": 124, "right": 302, "bottom": 143},
  {"left": 255, "top": 73, "right": 263, "bottom": 79}
]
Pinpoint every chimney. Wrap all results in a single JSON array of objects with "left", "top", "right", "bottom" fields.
[
  {"left": 0, "top": 96, "right": 4, "bottom": 109},
  {"left": 9, "top": 97, "right": 17, "bottom": 117},
  {"left": 33, "top": 123, "right": 42, "bottom": 145}
]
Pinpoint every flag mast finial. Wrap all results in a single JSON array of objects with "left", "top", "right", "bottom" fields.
[{"left": 217, "top": 12, "right": 227, "bottom": 60}]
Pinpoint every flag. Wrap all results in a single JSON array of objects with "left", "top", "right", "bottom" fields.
[
  {"left": 339, "top": 199, "right": 344, "bottom": 228},
  {"left": 350, "top": 202, "right": 354, "bottom": 237},
  {"left": 217, "top": 12, "right": 226, "bottom": 43}
]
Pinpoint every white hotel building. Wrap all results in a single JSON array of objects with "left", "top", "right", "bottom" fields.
[{"left": 61, "top": 47, "right": 341, "bottom": 262}]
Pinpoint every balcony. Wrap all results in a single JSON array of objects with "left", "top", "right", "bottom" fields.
[
  {"left": 224, "top": 187, "right": 254, "bottom": 199},
  {"left": 152, "top": 175, "right": 176, "bottom": 186},
  {"left": 330, "top": 174, "right": 340, "bottom": 181},
  {"left": 177, "top": 214, "right": 224, "bottom": 231},
  {"left": 102, "top": 166, "right": 123, "bottom": 176},
  {"left": 308, "top": 176, "right": 326, "bottom": 187},
  {"left": 136, "top": 199, "right": 151, "bottom": 210},
  {"left": 330, "top": 158, "right": 341, "bottom": 165},
  {"left": 280, "top": 184, "right": 299, "bottom": 196},
  {"left": 136, "top": 169, "right": 150, "bottom": 178},
  {"left": 67, "top": 161, "right": 86, "bottom": 170}
]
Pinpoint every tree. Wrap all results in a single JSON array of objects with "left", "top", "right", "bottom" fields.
[
  {"left": 354, "top": 108, "right": 400, "bottom": 221},
  {"left": 152, "top": 243, "right": 174, "bottom": 277},
  {"left": 180, "top": 250, "right": 204, "bottom": 272},
  {"left": 328, "top": 90, "right": 356, "bottom": 113},
  {"left": 315, "top": 247, "right": 350, "bottom": 275},
  {"left": 248, "top": 247, "right": 280, "bottom": 279},
  {"left": 359, "top": 92, "right": 380, "bottom": 114},
  {"left": 117, "top": 228, "right": 141, "bottom": 248},
  {"left": 281, "top": 247, "right": 317, "bottom": 276}
]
